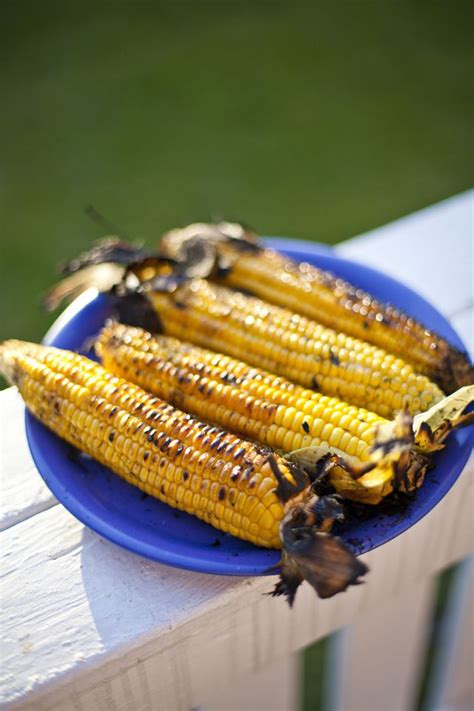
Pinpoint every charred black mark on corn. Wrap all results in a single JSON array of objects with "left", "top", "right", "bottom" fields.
[
  {"left": 230, "top": 466, "right": 242, "bottom": 481},
  {"left": 1, "top": 339, "right": 376, "bottom": 605},
  {"left": 416, "top": 421, "right": 434, "bottom": 446},
  {"left": 267, "top": 454, "right": 309, "bottom": 503},
  {"left": 114, "top": 291, "right": 163, "bottom": 334},
  {"left": 329, "top": 348, "right": 340, "bottom": 366}
]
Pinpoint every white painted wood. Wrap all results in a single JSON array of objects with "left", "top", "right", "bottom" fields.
[
  {"left": 338, "top": 190, "right": 473, "bottom": 318},
  {"left": 0, "top": 387, "right": 56, "bottom": 531},
  {"left": 0, "top": 504, "right": 241, "bottom": 709},
  {"left": 329, "top": 576, "right": 437, "bottom": 711},
  {"left": 1, "top": 193, "right": 473, "bottom": 710},
  {"left": 1, "top": 451, "right": 472, "bottom": 710},
  {"left": 426, "top": 558, "right": 474, "bottom": 711},
  {"left": 203, "top": 653, "right": 300, "bottom": 711}
]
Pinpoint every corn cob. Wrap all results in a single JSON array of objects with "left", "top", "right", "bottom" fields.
[
  {"left": 160, "top": 223, "right": 474, "bottom": 394},
  {"left": 44, "top": 240, "right": 445, "bottom": 417},
  {"left": 96, "top": 323, "right": 410, "bottom": 504},
  {"left": 140, "top": 279, "right": 443, "bottom": 419},
  {"left": 0, "top": 339, "right": 368, "bottom": 603},
  {"left": 97, "top": 324, "right": 473, "bottom": 505}
]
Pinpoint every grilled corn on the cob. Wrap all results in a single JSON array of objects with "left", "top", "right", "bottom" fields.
[
  {"left": 45, "top": 238, "right": 447, "bottom": 418},
  {"left": 97, "top": 323, "right": 473, "bottom": 504},
  {"left": 143, "top": 279, "right": 443, "bottom": 419},
  {"left": 97, "top": 323, "right": 411, "bottom": 503},
  {"left": 160, "top": 222, "right": 474, "bottom": 393},
  {"left": 0, "top": 339, "right": 368, "bottom": 603}
]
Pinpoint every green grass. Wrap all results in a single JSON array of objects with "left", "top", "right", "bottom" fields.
[{"left": 1, "top": 0, "right": 472, "bottom": 348}]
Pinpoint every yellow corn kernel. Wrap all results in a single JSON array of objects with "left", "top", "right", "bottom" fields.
[
  {"left": 0, "top": 339, "right": 313, "bottom": 550},
  {"left": 145, "top": 280, "right": 443, "bottom": 418},
  {"left": 203, "top": 243, "right": 473, "bottom": 393},
  {"left": 97, "top": 323, "right": 386, "bottom": 469}
]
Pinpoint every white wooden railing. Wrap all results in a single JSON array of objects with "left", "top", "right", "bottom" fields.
[{"left": 1, "top": 191, "right": 473, "bottom": 711}]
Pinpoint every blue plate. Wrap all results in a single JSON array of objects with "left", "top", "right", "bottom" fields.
[{"left": 25, "top": 240, "right": 473, "bottom": 574}]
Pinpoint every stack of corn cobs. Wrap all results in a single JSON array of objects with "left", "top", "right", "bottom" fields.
[{"left": 2, "top": 222, "right": 473, "bottom": 605}]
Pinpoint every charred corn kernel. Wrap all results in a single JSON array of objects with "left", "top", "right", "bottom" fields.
[
  {"left": 97, "top": 323, "right": 470, "bottom": 506},
  {"left": 141, "top": 280, "right": 443, "bottom": 418},
  {"left": 159, "top": 227, "right": 471, "bottom": 394},
  {"left": 0, "top": 339, "right": 313, "bottom": 550},
  {"left": 97, "top": 323, "right": 387, "bottom": 468},
  {"left": 46, "top": 229, "right": 472, "bottom": 395},
  {"left": 221, "top": 249, "right": 474, "bottom": 394},
  {"left": 154, "top": 225, "right": 473, "bottom": 394}
]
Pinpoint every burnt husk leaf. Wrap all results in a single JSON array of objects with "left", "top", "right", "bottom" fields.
[
  {"left": 274, "top": 530, "right": 368, "bottom": 605},
  {"left": 267, "top": 454, "right": 310, "bottom": 504},
  {"left": 61, "top": 238, "right": 153, "bottom": 275},
  {"left": 111, "top": 291, "right": 163, "bottom": 333},
  {"left": 270, "top": 493, "right": 368, "bottom": 606},
  {"left": 174, "top": 236, "right": 219, "bottom": 279},
  {"left": 43, "top": 263, "right": 127, "bottom": 311}
]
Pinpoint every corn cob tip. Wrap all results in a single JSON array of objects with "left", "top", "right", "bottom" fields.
[
  {"left": 287, "top": 411, "right": 423, "bottom": 504},
  {"left": 437, "top": 351, "right": 474, "bottom": 394},
  {"left": 43, "top": 236, "right": 177, "bottom": 313},
  {"left": 0, "top": 339, "right": 30, "bottom": 386},
  {"left": 159, "top": 222, "right": 261, "bottom": 280},
  {"left": 111, "top": 291, "right": 164, "bottom": 334},
  {"left": 272, "top": 494, "right": 368, "bottom": 604},
  {"left": 45, "top": 225, "right": 259, "bottom": 314},
  {"left": 287, "top": 388, "right": 474, "bottom": 505},
  {"left": 43, "top": 263, "right": 127, "bottom": 312},
  {"left": 413, "top": 384, "right": 474, "bottom": 452},
  {"left": 160, "top": 221, "right": 260, "bottom": 254},
  {"left": 59, "top": 237, "right": 151, "bottom": 276}
]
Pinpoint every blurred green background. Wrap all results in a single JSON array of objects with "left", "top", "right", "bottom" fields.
[{"left": 1, "top": 0, "right": 472, "bottom": 347}]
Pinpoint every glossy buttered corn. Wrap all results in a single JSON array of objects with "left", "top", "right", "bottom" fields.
[
  {"left": 160, "top": 223, "right": 474, "bottom": 394},
  {"left": 0, "top": 339, "right": 368, "bottom": 602},
  {"left": 144, "top": 279, "right": 444, "bottom": 419}
]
